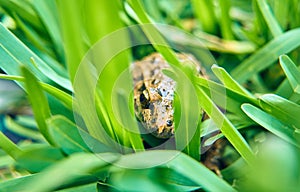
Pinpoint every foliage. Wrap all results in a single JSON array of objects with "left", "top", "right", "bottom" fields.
[{"left": 0, "top": 0, "right": 300, "bottom": 191}]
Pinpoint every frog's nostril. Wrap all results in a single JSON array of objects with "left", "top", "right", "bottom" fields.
[{"left": 166, "top": 120, "right": 173, "bottom": 127}]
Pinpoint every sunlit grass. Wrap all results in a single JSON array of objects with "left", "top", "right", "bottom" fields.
[{"left": 0, "top": 0, "right": 299, "bottom": 191}]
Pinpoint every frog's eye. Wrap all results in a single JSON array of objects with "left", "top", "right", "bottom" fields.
[
  {"left": 158, "top": 88, "right": 168, "bottom": 97},
  {"left": 140, "top": 93, "right": 147, "bottom": 103},
  {"left": 166, "top": 120, "right": 173, "bottom": 127}
]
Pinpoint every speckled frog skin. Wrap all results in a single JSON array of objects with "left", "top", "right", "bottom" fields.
[{"left": 132, "top": 53, "right": 203, "bottom": 138}]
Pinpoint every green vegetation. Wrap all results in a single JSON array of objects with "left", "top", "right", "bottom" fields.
[{"left": 0, "top": 0, "right": 300, "bottom": 191}]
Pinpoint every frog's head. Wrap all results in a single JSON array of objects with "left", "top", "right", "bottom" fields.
[{"left": 134, "top": 79, "right": 176, "bottom": 139}]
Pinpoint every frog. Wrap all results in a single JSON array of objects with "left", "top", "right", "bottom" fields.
[
  {"left": 132, "top": 53, "right": 226, "bottom": 176},
  {"left": 132, "top": 53, "right": 204, "bottom": 138}
]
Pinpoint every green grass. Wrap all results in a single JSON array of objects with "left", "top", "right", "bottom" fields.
[{"left": 0, "top": 0, "right": 300, "bottom": 191}]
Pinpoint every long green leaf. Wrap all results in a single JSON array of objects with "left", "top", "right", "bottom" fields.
[
  {"left": 0, "top": 23, "right": 72, "bottom": 91},
  {"left": 5, "top": 116, "right": 45, "bottom": 142},
  {"left": 115, "top": 91, "right": 144, "bottom": 151},
  {"left": 259, "top": 94, "right": 300, "bottom": 130},
  {"left": 195, "top": 86, "right": 255, "bottom": 165},
  {"left": 212, "top": 65, "right": 254, "bottom": 98},
  {"left": 69, "top": 0, "right": 136, "bottom": 150},
  {"left": 272, "top": 0, "right": 289, "bottom": 29},
  {"left": 0, "top": 175, "right": 39, "bottom": 191},
  {"left": 110, "top": 168, "right": 200, "bottom": 191},
  {"left": 242, "top": 104, "right": 300, "bottom": 147},
  {"left": 32, "top": 0, "right": 64, "bottom": 62},
  {"left": 219, "top": 0, "right": 234, "bottom": 40},
  {"left": 231, "top": 28, "right": 300, "bottom": 83},
  {"left": 256, "top": 0, "right": 283, "bottom": 37},
  {"left": 12, "top": 12, "right": 53, "bottom": 57},
  {"left": 195, "top": 75, "right": 258, "bottom": 116},
  {"left": 57, "top": 183, "right": 98, "bottom": 192},
  {"left": 21, "top": 153, "right": 120, "bottom": 192},
  {"left": 112, "top": 150, "right": 236, "bottom": 191},
  {"left": 191, "top": 0, "right": 218, "bottom": 34},
  {"left": 0, "top": 0, "right": 43, "bottom": 30},
  {"left": 167, "top": 68, "right": 201, "bottom": 159},
  {"left": 0, "top": 174, "right": 98, "bottom": 192},
  {"left": 279, "top": 55, "right": 300, "bottom": 94},
  {"left": 0, "top": 74, "right": 72, "bottom": 110},
  {"left": 15, "top": 145, "right": 65, "bottom": 173},
  {"left": 56, "top": 0, "right": 86, "bottom": 82},
  {"left": 0, "top": 131, "right": 22, "bottom": 159},
  {"left": 22, "top": 66, "right": 54, "bottom": 145},
  {"left": 48, "top": 115, "right": 117, "bottom": 154},
  {"left": 127, "top": 0, "right": 182, "bottom": 68}
]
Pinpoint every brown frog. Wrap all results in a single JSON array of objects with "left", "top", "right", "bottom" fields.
[
  {"left": 132, "top": 53, "right": 226, "bottom": 176},
  {"left": 132, "top": 53, "right": 203, "bottom": 138}
]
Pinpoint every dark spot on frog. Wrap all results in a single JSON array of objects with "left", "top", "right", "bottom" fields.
[
  {"left": 138, "top": 83, "right": 146, "bottom": 92},
  {"left": 151, "top": 57, "right": 160, "bottom": 64},
  {"left": 151, "top": 79, "right": 160, "bottom": 85},
  {"left": 140, "top": 93, "right": 150, "bottom": 108},
  {"left": 166, "top": 120, "right": 173, "bottom": 127},
  {"left": 158, "top": 88, "right": 168, "bottom": 97},
  {"left": 151, "top": 118, "right": 157, "bottom": 123},
  {"left": 157, "top": 89, "right": 162, "bottom": 97},
  {"left": 150, "top": 69, "right": 155, "bottom": 76}
]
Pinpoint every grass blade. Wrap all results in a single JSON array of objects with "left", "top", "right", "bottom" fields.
[
  {"left": 21, "top": 153, "right": 120, "bottom": 192},
  {"left": 16, "top": 145, "right": 65, "bottom": 173},
  {"left": 259, "top": 94, "right": 300, "bottom": 130},
  {"left": 115, "top": 90, "right": 144, "bottom": 151},
  {"left": 0, "top": 0, "right": 42, "bottom": 30},
  {"left": 5, "top": 116, "right": 45, "bottom": 142},
  {"left": 127, "top": 0, "right": 182, "bottom": 68},
  {"left": 196, "top": 76, "right": 258, "bottom": 116},
  {"left": 242, "top": 104, "right": 300, "bottom": 147},
  {"left": 69, "top": 0, "right": 138, "bottom": 151},
  {"left": 191, "top": 0, "right": 218, "bottom": 34},
  {"left": 172, "top": 70, "right": 201, "bottom": 160},
  {"left": 167, "top": 152, "right": 236, "bottom": 191},
  {"left": 219, "top": 0, "right": 234, "bottom": 40},
  {"left": 0, "top": 74, "right": 73, "bottom": 111},
  {"left": 48, "top": 116, "right": 90, "bottom": 154},
  {"left": 279, "top": 55, "right": 300, "bottom": 94},
  {"left": 231, "top": 28, "right": 300, "bottom": 83},
  {"left": 113, "top": 150, "right": 236, "bottom": 191},
  {"left": 195, "top": 86, "right": 255, "bottom": 165},
  {"left": 0, "top": 23, "right": 72, "bottom": 91},
  {"left": 32, "top": 0, "right": 64, "bottom": 62},
  {"left": 256, "top": 0, "right": 283, "bottom": 37},
  {"left": 21, "top": 66, "right": 54, "bottom": 145},
  {"left": 56, "top": 0, "right": 86, "bottom": 82},
  {"left": 212, "top": 65, "right": 254, "bottom": 98},
  {"left": 48, "top": 115, "right": 117, "bottom": 154},
  {"left": 0, "top": 131, "right": 22, "bottom": 159}
]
